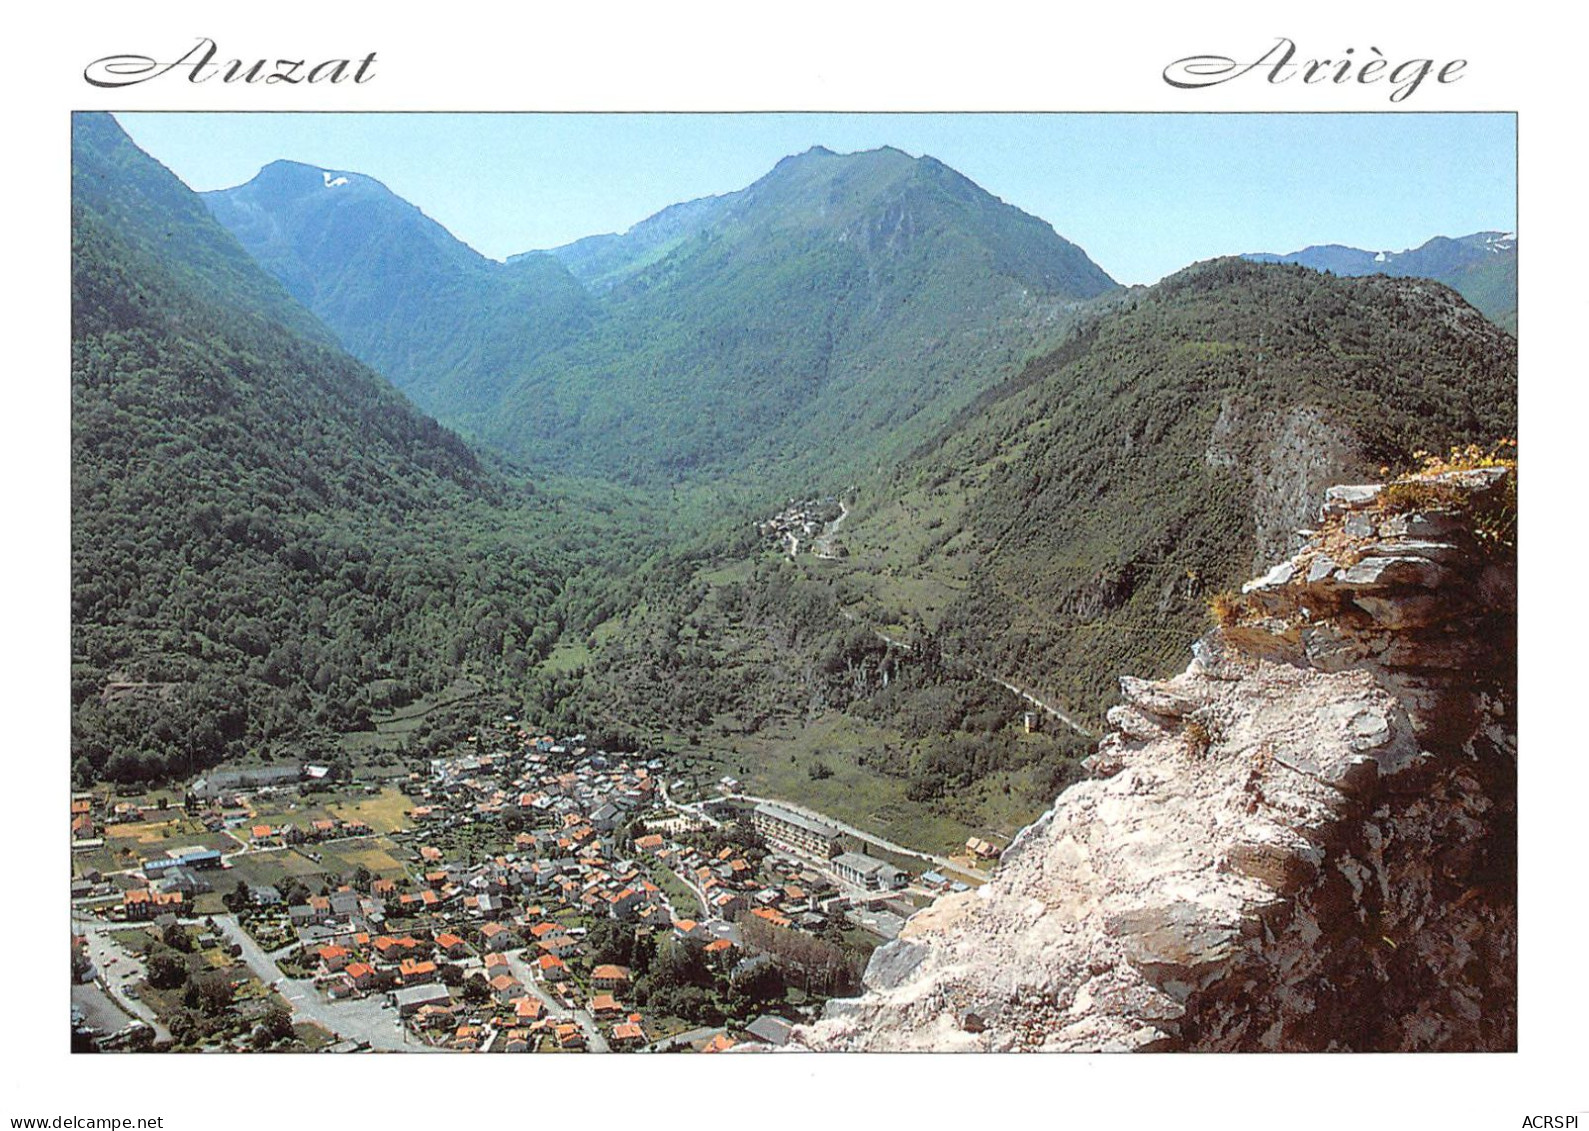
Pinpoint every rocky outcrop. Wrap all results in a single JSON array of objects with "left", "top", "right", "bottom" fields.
[
  {"left": 797, "top": 466, "right": 1515, "bottom": 1052},
  {"left": 1203, "top": 397, "right": 1363, "bottom": 568}
]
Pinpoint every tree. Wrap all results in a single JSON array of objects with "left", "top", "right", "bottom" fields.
[
  {"left": 279, "top": 879, "right": 309, "bottom": 907},
  {"left": 738, "top": 915, "right": 864, "bottom": 996},
  {"left": 224, "top": 879, "right": 252, "bottom": 912},
  {"left": 652, "top": 983, "right": 722, "bottom": 1026},
  {"left": 167, "top": 1010, "right": 199, "bottom": 1046},
  {"left": 147, "top": 949, "right": 188, "bottom": 990},
  {"left": 253, "top": 1002, "right": 295, "bottom": 1048},
  {"left": 730, "top": 955, "right": 785, "bottom": 1002},
  {"left": 651, "top": 936, "right": 709, "bottom": 990},
  {"left": 630, "top": 929, "right": 657, "bottom": 978},
  {"left": 586, "top": 919, "right": 635, "bottom": 969},
  {"left": 194, "top": 972, "right": 235, "bottom": 1016}
]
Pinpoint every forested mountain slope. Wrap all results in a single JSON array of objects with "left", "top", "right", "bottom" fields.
[
  {"left": 209, "top": 145, "right": 1120, "bottom": 485},
  {"left": 514, "top": 260, "right": 1512, "bottom": 847},
  {"left": 829, "top": 258, "right": 1517, "bottom": 723},
  {"left": 203, "top": 161, "right": 597, "bottom": 416},
  {"left": 1246, "top": 231, "right": 1517, "bottom": 334},
  {"left": 532, "top": 193, "right": 732, "bottom": 292},
  {"left": 71, "top": 113, "right": 573, "bottom": 785}
]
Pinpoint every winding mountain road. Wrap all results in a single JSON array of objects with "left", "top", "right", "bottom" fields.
[
  {"left": 812, "top": 499, "right": 851, "bottom": 559},
  {"left": 836, "top": 610, "right": 1092, "bottom": 738}
]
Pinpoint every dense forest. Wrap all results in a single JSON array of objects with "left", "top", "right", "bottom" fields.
[
  {"left": 526, "top": 553, "right": 1090, "bottom": 813},
  {"left": 830, "top": 257, "right": 1518, "bottom": 721},
  {"left": 70, "top": 114, "right": 612, "bottom": 785},
  {"left": 1246, "top": 230, "right": 1518, "bottom": 335}
]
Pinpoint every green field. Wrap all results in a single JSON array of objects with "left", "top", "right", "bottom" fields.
[
  {"left": 539, "top": 638, "right": 593, "bottom": 675},
  {"left": 247, "top": 785, "right": 414, "bottom": 835},
  {"left": 104, "top": 816, "right": 231, "bottom": 847},
  {"left": 223, "top": 849, "right": 334, "bottom": 891},
  {"left": 640, "top": 857, "right": 705, "bottom": 918},
  {"left": 73, "top": 844, "right": 129, "bottom": 878},
  {"left": 82, "top": 822, "right": 242, "bottom": 877},
  {"left": 652, "top": 713, "right": 1050, "bottom": 856},
  {"left": 220, "top": 830, "right": 414, "bottom": 893},
  {"left": 324, "top": 788, "right": 415, "bottom": 835},
  {"left": 313, "top": 841, "right": 406, "bottom": 879}
]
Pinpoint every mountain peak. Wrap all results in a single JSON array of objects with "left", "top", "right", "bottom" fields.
[
  {"left": 1241, "top": 231, "right": 1517, "bottom": 332},
  {"left": 769, "top": 144, "right": 914, "bottom": 178},
  {"left": 203, "top": 155, "right": 593, "bottom": 415},
  {"left": 239, "top": 159, "right": 386, "bottom": 204},
  {"left": 206, "top": 139, "right": 1119, "bottom": 481}
]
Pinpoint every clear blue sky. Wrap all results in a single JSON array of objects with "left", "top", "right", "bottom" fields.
[{"left": 116, "top": 112, "right": 1515, "bottom": 286}]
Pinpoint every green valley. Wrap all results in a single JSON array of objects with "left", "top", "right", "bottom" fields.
[
  {"left": 206, "top": 145, "right": 1119, "bottom": 487},
  {"left": 75, "top": 112, "right": 1518, "bottom": 863}
]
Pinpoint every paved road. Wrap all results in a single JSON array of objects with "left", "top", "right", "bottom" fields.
[
  {"left": 974, "top": 667, "right": 1093, "bottom": 738},
  {"left": 644, "top": 792, "right": 743, "bottom": 930},
  {"left": 72, "top": 980, "right": 138, "bottom": 1038},
  {"left": 72, "top": 922, "right": 170, "bottom": 1041},
  {"left": 212, "top": 914, "right": 420, "bottom": 1051},
  {"left": 502, "top": 949, "right": 609, "bottom": 1052},
  {"left": 660, "top": 857, "right": 712, "bottom": 919},
  {"left": 659, "top": 780, "right": 721, "bottom": 829},
  {"left": 836, "top": 606, "right": 1092, "bottom": 738}
]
